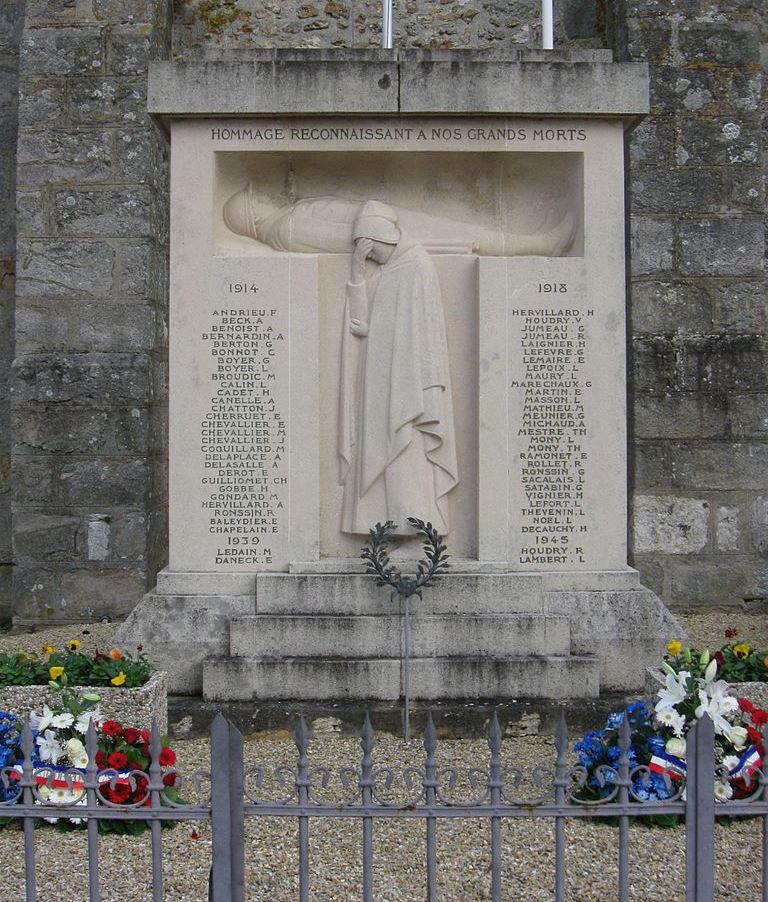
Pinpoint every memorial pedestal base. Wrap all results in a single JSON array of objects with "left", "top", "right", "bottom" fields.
[{"left": 115, "top": 567, "right": 682, "bottom": 699}]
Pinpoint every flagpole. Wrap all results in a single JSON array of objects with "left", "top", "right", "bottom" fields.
[
  {"left": 382, "top": 0, "right": 393, "bottom": 49},
  {"left": 542, "top": 0, "right": 554, "bottom": 49}
]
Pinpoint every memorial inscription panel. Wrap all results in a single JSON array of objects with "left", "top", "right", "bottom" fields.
[{"left": 169, "top": 116, "right": 626, "bottom": 575}]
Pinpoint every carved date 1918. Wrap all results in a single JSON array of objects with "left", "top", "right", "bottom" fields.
[{"left": 538, "top": 282, "right": 568, "bottom": 293}]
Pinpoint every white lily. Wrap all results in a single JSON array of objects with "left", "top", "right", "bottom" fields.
[
  {"left": 695, "top": 684, "right": 739, "bottom": 737},
  {"left": 702, "top": 659, "right": 717, "bottom": 685},
  {"left": 655, "top": 670, "right": 691, "bottom": 713},
  {"left": 36, "top": 730, "right": 64, "bottom": 764},
  {"left": 29, "top": 705, "right": 55, "bottom": 734}
]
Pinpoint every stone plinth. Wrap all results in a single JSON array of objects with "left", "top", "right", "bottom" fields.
[{"left": 117, "top": 51, "right": 683, "bottom": 701}]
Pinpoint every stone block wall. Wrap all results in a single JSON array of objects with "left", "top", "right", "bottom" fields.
[
  {"left": 0, "top": 0, "right": 23, "bottom": 624},
  {"left": 622, "top": 0, "right": 767, "bottom": 606},
  {"left": 11, "top": 0, "right": 170, "bottom": 625},
  {"left": 172, "top": 0, "right": 602, "bottom": 57}
]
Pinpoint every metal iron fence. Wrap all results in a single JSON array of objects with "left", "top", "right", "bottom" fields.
[{"left": 1, "top": 711, "right": 766, "bottom": 901}]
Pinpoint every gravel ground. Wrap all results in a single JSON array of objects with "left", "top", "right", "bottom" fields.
[{"left": 0, "top": 608, "right": 765, "bottom": 900}]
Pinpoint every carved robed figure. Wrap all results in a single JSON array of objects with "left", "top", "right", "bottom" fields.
[{"left": 338, "top": 202, "right": 459, "bottom": 535}]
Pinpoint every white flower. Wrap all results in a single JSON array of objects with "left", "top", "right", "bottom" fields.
[
  {"left": 695, "top": 684, "right": 739, "bottom": 737},
  {"left": 728, "top": 725, "right": 748, "bottom": 750},
  {"left": 50, "top": 712, "right": 74, "bottom": 729},
  {"left": 30, "top": 705, "right": 55, "bottom": 734},
  {"left": 75, "top": 710, "right": 100, "bottom": 735},
  {"left": 655, "top": 670, "right": 691, "bottom": 714},
  {"left": 723, "top": 755, "right": 740, "bottom": 772},
  {"left": 65, "top": 738, "right": 88, "bottom": 769},
  {"left": 703, "top": 659, "right": 717, "bottom": 684},
  {"left": 37, "top": 785, "right": 87, "bottom": 825},
  {"left": 714, "top": 781, "right": 733, "bottom": 802},
  {"left": 666, "top": 737, "right": 687, "bottom": 758},
  {"left": 657, "top": 708, "right": 686, "bottom": 737},
  {"left": 36, "top": 730, "right": 63, "bottom": 765}
]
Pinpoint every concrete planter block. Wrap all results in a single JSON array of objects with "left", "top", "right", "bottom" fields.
[{"left": 0, "top": 671, "right": 168, "bottom": 733}]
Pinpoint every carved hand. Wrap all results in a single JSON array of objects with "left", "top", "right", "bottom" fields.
[
  {"left": 351, "top": 238, "right": 374, "bottom": 282},
  {"left": 349, "top": 318, "right": 369, "bottom": 337}
]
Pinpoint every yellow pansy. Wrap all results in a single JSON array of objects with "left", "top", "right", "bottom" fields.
[
  {"left": 734, "top": 643, "right": 751, "bottom": 660},
  {"left": 110, "top": 671, "right": 127, "bottom": 686},
  {"left": 40, "top": 643, "right": 55, "bottom": 656},
  {"left": 67, "top": 640, "right": 81, "bottom": 652},
  {"left": 666, "top": 639, "right": 682, "bottom": 656},
  {"left": 49, "top": 666, "right": 65, "bottom": 680}
]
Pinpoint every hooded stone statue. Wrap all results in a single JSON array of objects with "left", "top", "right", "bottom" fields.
[{"left": 338, "top": 201, "right": 459, "bottom": 535}]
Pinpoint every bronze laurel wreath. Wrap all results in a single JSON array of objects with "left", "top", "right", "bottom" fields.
[{"left": 360, "top": 518, "right": 450, "bottom": 599}]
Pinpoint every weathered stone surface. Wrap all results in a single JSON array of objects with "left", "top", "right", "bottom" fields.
[
  {"left": 16, "top": 239, "right": 114, "bottom": 298},
  {"left": 679, "top": 24, "right": 761, "bottom": 68},
  {"left": 87, "top": 515, "right": 110, "bottom": 560},
  {"left": 629, "top": 216, "right": 674, "bottom": 275},
  {"left": 632, "top": 442, "right": 671, "bottom": 490},
  {"left": 16, "top": 302, "right": 155, "bottom": 352},
  {"left": 668, "top": 558, "right": 767, "bottom": 605},
  {"left": 10, "top": 457, "right": 56, "bottom": 505},
  {"left": 729, "top": 395, "right": 768, "bottom": 438},
  {"left": 632, "top": 495, "right": 709, "bottom": 554},
  {"left": 59, "top": 567, "right": 146, "bottom": 616},
  {"left": 630, "top": 167, "right": 722, "bottom": 213},
  {"left": 716, "top": 506, "right": 740, "bottom": 552},
  {"left": 59, "top": 458, "right": 148, "bottom": 506},
  {"left": 678, "top": 117, "right": 761, "bottom": 168},
  {"left": 679, "top": 219, "right": 764, "bottom": 277},
  {"left": 634, "top": 393, "right": 726, "bottom": 439},
  {"left": 13, "top": 357, "right": 148, "bottom": 411},
  {"left": 16, "top": 77, "right": 66, "bottom": 126},
  {"left": 54, "top": 187, "right": 153, "bottom": 237},
  {"left": 672, "top": 444, "right": 768, "bottom": 491},
  {"left": 12, "top": 403, "right": 148, "bottom": 454},
  {"left": 751, "top": 497, "right": 768, "bottom": 557},
  {"left": 93, "top": 0, "right": 157, "bottom": 24},
  {"left": 110, "top": 511, "right": 147, "bottom": 561},
  {"left": 15, "top": 190, "right": 44, "bottom": 236},
  {"left": 630, "top": 282, "right": 712, "bottom": 336},
  {"left": 16, "top": 130, "right": 111, "bottom": 185},
  {"left": 114, "top": 127, "right": 163, "bottom": 183},
  {"left": 712, "top": 282, "right": 766, "bottom": 334},
  {"left": 20, "top": 27, "right": 103, "bottom": 77},
  {"left": 13, "top": 512, "right": 81, "bottom": 561},
  {"left": 107, "top": 25, "right": 154, "bottom": 77},
  {"left": 68, "top": 77, "right": 146, "bottom": 125}
]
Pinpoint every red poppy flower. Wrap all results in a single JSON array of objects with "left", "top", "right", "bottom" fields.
[
  {"left": 748, "top": 726, "right": 761, "bottom": 743},
  {"left": 101, "top": 721, "right": 122, "bottom": 737},
  {"left": 739, "top": 698, "right": 756, "bottom": 714},
  {"left": 159, "top": 747, "right": 176, "bottom": 767},
  {"left": 103, "top": 783, "right": 131, "bottom": 804},
  {"left": 107, "top": 751, "right": 128, "bottom": 770},
  {"left": 122, "top": 728, "right": 141, "bottom": 744},
  {"left": 139, "top": 730, "right": 150, "bottom": 743},
  {"left": 752, "top": 709, "right": 768, "bottom": 727},
  {"left": 95, "top": 751, "right": 106, "bottom": 768},
  {"left": 163, "top": 772, "right": 177, "bottom": 787}
]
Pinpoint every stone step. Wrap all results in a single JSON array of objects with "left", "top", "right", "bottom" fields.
[
  {"left": 203, "top": 654, "right": 600, "bottom": 701},
  {"left": 254, "top": 571, "right": 641, "bottom": 616},
  {"left": 228, "top": 613, "right": 571, "bottom": 658}
]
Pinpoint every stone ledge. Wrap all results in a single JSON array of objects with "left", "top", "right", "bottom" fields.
[
  {"left": 148, "top": 52, "right": 648, "bottom": 121},
  {"left": 0, "top": 671, "right": 168, "bottom": 733}
]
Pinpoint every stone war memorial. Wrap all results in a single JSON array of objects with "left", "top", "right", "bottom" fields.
[
  {"left": 112, "top": 50, "right": 681, "bottom": 702},
  {"left": 5, "top": 0, "right": 766, "bottom": 712}
]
